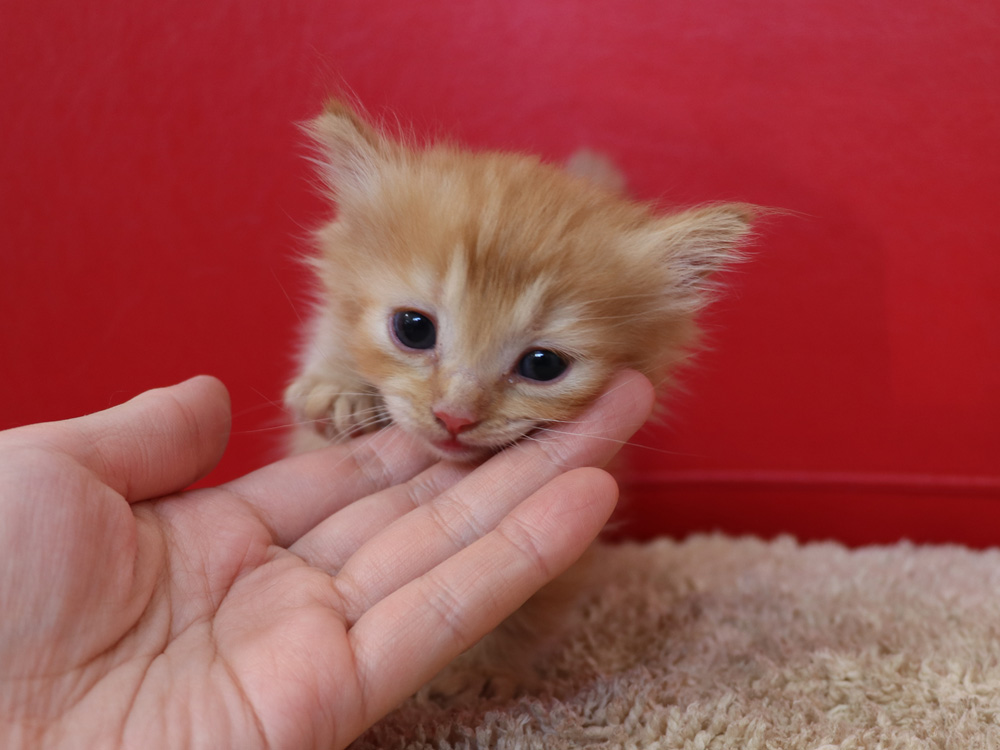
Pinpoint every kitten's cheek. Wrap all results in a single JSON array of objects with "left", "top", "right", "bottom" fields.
[{"left": 380, "top": 395, "right": 424, "bottom": 438}]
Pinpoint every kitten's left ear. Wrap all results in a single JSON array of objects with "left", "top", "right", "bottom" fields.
[{"left": 650, "top": 203, "right": 756, "bottom": 286}]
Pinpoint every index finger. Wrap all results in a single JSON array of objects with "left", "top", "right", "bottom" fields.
[{"left": 223, "top": 426, "right": 439, "bottom": 544}]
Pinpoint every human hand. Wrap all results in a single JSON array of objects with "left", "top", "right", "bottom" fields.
[{"left": 0, "top": 372, "right": 653, "bottom": 750}]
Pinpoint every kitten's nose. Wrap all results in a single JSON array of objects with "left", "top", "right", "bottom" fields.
[{"left": 433, "top": 408, "right": 479, "bottom": 435}]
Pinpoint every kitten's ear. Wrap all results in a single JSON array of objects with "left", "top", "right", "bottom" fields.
[
  {"left": 565, "top": 149, "right": 628, "bottom": 194},
  {"left": 304, "top": 99, "right": 390, "bottom": 198},
  {"left": 650, "top": 203, "right": 756, "bottom": 286}
]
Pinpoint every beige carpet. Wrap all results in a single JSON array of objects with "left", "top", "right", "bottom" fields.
[{"left": 351, "top": 535, "right": 1000, "bottom": 749}]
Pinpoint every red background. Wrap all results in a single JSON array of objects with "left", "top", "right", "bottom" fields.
[{"left": 2, "top": 0, "right": 998, "bottom": 546}]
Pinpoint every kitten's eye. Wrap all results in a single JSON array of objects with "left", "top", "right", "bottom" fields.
[
  {"left": 392, "top": 310, "right": 437, "bottom": 350},
  {"left": 517, "top": 349, "right": 569, "bottom": 382}
]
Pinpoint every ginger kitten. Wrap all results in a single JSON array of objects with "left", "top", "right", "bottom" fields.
[{"left": 284, "top": 100, "right": 755, "bottom": 458}]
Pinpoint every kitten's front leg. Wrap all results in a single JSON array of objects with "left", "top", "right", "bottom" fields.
[{"left": 284, "top": 372, "right": 388, "bottom": 446}]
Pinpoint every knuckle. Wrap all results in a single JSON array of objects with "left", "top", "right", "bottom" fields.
[
  {"left": 496, "top": 512, "right": 552, "bottom": 580},
  {"left": 426, "top": 496, "right": 487, "bottom": 552},
  {"left": 422, "top": 572, "right": 475, "bottom": 644}
]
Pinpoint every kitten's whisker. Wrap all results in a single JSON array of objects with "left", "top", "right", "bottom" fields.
[
  {"left": 248, "top": 385, "right": 295, "bottom": 411},
  {"left": 230, "top": 401, "right": 284, "bottom": 420},
  {"left": 270, "top": 266, "right": 308, "bottom": 330},
  {"left": 530, "top": 426, "right": 631, "bottom": 448},
  {"left": 231, "top": 404, "right": 387, "bottom": 438},
  {"left": 225, "top": 385, "right": 291, "bottom": 427},
  {"left": 286, "top": 391, "right": 385, "bottom": 398},
  {"left": 580, "top": 291, "right": 681, "bottom": 304},
  {"left": 322, "top": 425, "right": 408, "bottom": 489},
  {"left": 567, "top": 312, "right": 675, "bottom": 323},
  {"left": 530, "top": 423, "right": 697, "bottom": 458},
  {"left": 349, "top": 416, "right": 391, "bottom": 434},
  {"left": 231, "top": 422, "right": 310, "bottom": 436},
  {"left": 231, "top": 416, "right": 337, "bottom": 436}
]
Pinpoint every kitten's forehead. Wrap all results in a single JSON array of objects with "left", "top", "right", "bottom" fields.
[
  {"left": 383, "top": 247, "right": 555, "bottom": 378},
  {"left": 441, "top": 249, "right": 550, "bottom": 341},
  {"left": 349, "top": 148, "right": 681, "bottom": 376},
  {"left": 376, "top": 159, "right": 658, "bottom": 359}
]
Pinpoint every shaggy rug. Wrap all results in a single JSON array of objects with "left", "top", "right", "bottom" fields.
[{"left": 351, "top": 535, "right": 1000, "bottom": 749}]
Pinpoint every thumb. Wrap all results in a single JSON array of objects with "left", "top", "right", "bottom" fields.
[{"left": 41, "top": 375, "right": 231, "bottom": 501}]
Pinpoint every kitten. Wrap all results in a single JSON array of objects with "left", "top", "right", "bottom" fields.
[
  {"left": 283, "top": 100, "right": 756, "bottom": 699},
  {"left": 284, "top": 100, "right": 755, "bottom": 460}
]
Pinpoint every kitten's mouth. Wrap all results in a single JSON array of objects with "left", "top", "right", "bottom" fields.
[
  {"left": 428, "top": 434, "right": 502, "bottom": 461},
  {"left": 434, "top": 437, "right": 469, "bottom": 454},
  {"left": 428, "top": 438, "right": 489, "bottom": 462},
  {"left": 429, "top": 426, "right": 536, "bottom": 461}
]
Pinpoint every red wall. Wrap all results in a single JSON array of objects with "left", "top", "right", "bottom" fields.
[{"left": 3, "top": 0, "right": 998, "bottom": 546}]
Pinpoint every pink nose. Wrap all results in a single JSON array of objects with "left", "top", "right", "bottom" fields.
[{"left": 433, "top": 408, "right": 478, "bottom": 435}]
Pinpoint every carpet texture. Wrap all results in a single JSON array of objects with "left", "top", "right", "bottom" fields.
[{"left": 351, "top": 535, "right": 1000, "bottom": 749}]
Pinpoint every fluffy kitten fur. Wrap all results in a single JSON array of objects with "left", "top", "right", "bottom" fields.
[
  {"left": 285, "top": 100, "right": 755, "bottom": 459},
  {"left": 283, "top": 100, "right": 754, "bottom": 697}
]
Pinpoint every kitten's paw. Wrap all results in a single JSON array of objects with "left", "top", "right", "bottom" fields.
[{"left": 284, "top": 376, "right": 387, "bottom": 441}]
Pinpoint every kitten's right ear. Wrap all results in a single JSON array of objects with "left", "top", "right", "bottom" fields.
[
  {"left": 304, "top": 99, "right": 389, "bottom": 198},
  {"left": 651, "top": 203, "right": 757, "bottom": 284}
]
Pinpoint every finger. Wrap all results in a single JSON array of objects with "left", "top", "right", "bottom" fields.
[
  {"left": 289, "top": 459, "right": 472, "bottom": 571},
  {"left": 313, "top": 370, "right": 653, "bottom": 621},
  {"left": 7, "top": 375, "right": 231, "bottom": 503},
  {"left": 223, "top": 426, "right": 439, "bottom": 546},
  {"left": 348, "top": 466, "right": 618, "bottom": 730}
]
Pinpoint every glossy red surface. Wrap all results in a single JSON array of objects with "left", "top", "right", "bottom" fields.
[{"left": 3, "top": 0, "right": 998, "bottom": 544}]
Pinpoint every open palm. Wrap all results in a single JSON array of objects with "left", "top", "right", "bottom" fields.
[{"left": 0, "top": 373, "right": 652, "bottom": 750}]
